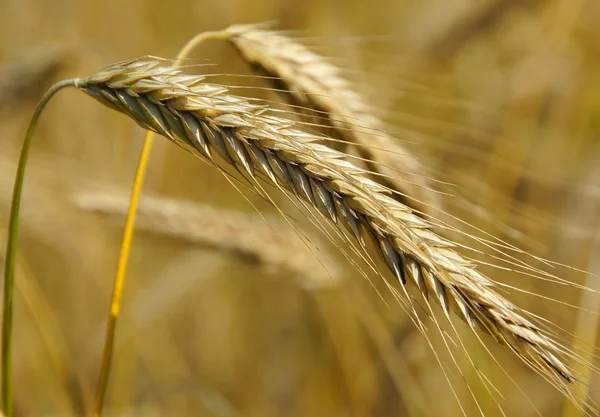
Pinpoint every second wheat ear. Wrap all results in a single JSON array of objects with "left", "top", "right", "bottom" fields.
[
  {"left": 221, "top": 24, "right": 441, "bottom": 216},
  {"left": 164, "top": 26, "right": 439, "bottom": 216},
  {"left": 79, "top": 57, "right": 575, "bottom": 386}
]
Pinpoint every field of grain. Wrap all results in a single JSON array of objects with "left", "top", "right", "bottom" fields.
[{"left": 1, "top": 1, "right": 600, "bottom": 416}]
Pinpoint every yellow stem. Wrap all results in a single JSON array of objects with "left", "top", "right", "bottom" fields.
[
  {"left": 91, "top": 30, "right": 226, "bottom": 417},
  {"left": 91, "top": 136, "right": 153, "bottom": 417}
]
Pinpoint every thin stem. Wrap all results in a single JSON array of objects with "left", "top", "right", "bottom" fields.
[
  {"left": 91, "top": 31, "right": 224, "bottom": 417},
  {"left": 91, "top": 137, "right": 153, "bottom": 417},
  {"left": 2, "top": 78, "right": 79, "bottom": 417},
  {"left": 176, "top": 31, "right": 226, "bottom": 60}
]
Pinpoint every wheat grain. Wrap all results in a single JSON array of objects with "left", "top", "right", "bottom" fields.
[
  {"left": 74, "top": 56, "right": 580, "bottom": 400},
  {"left": 74, "top": 192, "right": 340, "bottom": 290},
  {"left": 220, "top": 24, "right": 439, "bottom": 216}
]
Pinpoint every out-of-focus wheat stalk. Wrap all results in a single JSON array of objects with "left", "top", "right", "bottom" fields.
[
  {"left": 0, "top": 228, "right": 81, "bottom": 415},
  {"left": 417, "top": 0, "right": 538, "bottom": 64},
  {"left": 75, "top": 192, "right": 341, "bottom": 290},
  {"left": 71, "top": 56, "right": 585, "bottom": 406}
]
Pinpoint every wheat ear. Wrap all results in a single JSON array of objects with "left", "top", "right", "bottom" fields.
[
  {"left": 75, "top": 192, "right": 340, "bottom": 290},
  {"left": 216, "top": 24, "right": 439, "bottom": 216},
  {"left": 76, "top": 56, "right": 578, "bottom": 395}
]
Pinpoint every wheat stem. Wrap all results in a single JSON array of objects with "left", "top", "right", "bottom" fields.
[
  {"left": 91, "top": 33, "right": 227, "bottom": 416},
  {"left": 91, "top": 137, "right": 152, "bottom": 417},
  {"left": 2, "top": 78, "right": 78, "bottom": 417},
  {"left": 0, "top": 226, "right": 82, "bottom": 415}
]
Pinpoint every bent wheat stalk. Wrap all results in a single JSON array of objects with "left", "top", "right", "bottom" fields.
[
  {"left": 217, "top": 25, "right": 439, "bottom": 215},
  {"left": 74, "top": 57, "right": 578, "bottom": 395},
  {"left": 2, "top": 78, "right": 78, "bottom": 417},
  {"left": 75, "top": 192, "right": 341, "bottom": 290}
]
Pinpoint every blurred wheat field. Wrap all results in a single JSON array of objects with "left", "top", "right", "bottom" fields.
[{"left": 1, "top": 0, "right": 600, "bottom": 416}]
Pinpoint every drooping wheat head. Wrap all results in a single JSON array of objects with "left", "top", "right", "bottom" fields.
[{"left": 71, "top": 56, "right": 588, "bottom": 407}]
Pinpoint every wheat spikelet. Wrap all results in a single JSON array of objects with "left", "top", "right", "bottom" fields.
[
  {"left": 74, "top": 192, "right": 340, "bottom": 290},
  {"left": 75, "top": 56, "right": 579, "bottom": 400},
  {"left": 220, "top": 24, "right": 438, "bottom": 216}
]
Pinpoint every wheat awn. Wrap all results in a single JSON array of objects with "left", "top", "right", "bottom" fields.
[{"left": 70, "top": 56, "right": 584, "bottom": 400}]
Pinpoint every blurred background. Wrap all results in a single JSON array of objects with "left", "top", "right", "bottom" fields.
[{"left": 1, "top": 0, "right": 600, "bottom": 415}]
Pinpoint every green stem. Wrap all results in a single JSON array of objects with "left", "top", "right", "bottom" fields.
[{"left": 2, "top": 78, "right": 79, "bottom": 417}]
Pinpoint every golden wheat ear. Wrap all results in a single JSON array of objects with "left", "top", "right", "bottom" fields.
[{"left": 73, "top": 56, "right": 586, "bottom": 399}]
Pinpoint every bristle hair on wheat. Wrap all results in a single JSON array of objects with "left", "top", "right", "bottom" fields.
[
  {"left": 75, "top": 192, "right": 341, "bottom": 290},
  {"left": 219, "top": 24, "right": 439, "bottom": 216},
  {"left": 72, "top": 56, "right": 582, "bottom": 395}
]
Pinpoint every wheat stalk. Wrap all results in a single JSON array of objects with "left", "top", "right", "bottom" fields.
[
  {"left": 74, "top": 56, "right": 579, "bottom": 391},
  {"left": 216, "top": 24, "right": 439, "bottom": 216},
  {"left": 75, "top": 192, "right": 341, "bottom": 290}
]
